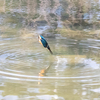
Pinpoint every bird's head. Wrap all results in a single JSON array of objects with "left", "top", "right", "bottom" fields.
[{"left": 38, "top": 35, "right": 41, "bottom": 40}]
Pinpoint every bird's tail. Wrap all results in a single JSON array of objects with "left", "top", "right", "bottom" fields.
[{"left": 47, "top": 45, "right": 53, "bottom": 54}]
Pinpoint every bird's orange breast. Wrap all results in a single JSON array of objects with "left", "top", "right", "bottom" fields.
[{"left": 39, "top": 39, "right": 42, "bottom": 45}]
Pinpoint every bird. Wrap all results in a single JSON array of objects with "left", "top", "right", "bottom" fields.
[{"left": 38, "top": 35, "right": 53, "bottom": 54}]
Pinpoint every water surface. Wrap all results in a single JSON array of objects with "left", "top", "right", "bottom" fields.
[
  {"left": 0, "top": 36, "right": 100, "bottom": 100},
  {"left": 0, "top": 0, "right": 100, "bottom": 99}
]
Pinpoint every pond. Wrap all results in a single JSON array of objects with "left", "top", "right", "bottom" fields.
[
  {"left": 0, "top": 36, "right": 100, "bottom": 100},
  {"left": 0, "top": 0, "right": 100, "bottom": 100}
]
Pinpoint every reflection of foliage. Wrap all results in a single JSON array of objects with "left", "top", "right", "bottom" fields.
[
  {"left": 32, "top": 14, "right": 40, "bottom": 19},
  {"left": 36, "top": 0, "right": 41, "bottom": 7},
  {"left": 1, "top": 0, "right": 100, "bottom": 37},
  {"left": 3, "top": 0, "right": 100, "bottom": 26}
]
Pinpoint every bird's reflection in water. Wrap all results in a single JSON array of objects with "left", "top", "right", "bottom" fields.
[{"left": 38, "top": 63, "right": 51, "bottom": 84}]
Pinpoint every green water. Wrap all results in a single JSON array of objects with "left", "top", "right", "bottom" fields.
[
  {"left": 0, "top": 0, "right": 100, "bottom": 99},
  {"left": 0, "top": 36, "right": 100, "bottom": 100}
]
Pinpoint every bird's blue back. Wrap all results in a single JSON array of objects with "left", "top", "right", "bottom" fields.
[
  {"left": 40, "top": 35, "right": 45, "bottom": 40},
  {"left": 40, "top": 35, "right": 48, "bottom": 47}
]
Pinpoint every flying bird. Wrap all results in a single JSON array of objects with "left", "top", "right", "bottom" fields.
[{"left": 38, "top": 35, "right": 53, "bottom": 54}]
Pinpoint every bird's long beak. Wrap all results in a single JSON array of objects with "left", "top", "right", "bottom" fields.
[{"left": 38, "top": 35, "right": 41, "bottom": 40}]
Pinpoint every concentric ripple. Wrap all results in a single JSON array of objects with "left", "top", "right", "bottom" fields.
[{"left": 0, "top": 37, "right": 100, "bottom": 99}]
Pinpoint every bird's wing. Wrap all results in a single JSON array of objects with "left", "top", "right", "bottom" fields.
[{"left": 41, "top": 38, "right": 48, "bottom": 47}]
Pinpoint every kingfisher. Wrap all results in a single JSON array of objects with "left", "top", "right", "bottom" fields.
[{"left": 38, "top": 35, "right": 53, "bottom": 54}]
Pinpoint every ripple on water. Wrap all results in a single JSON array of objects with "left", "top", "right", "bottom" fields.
[
  {"left": 0, "top": 38, "right": 100, "bottom": 78},
  {"left": 0, "top": 37, "right": 100, "bottom": 99},
  {"left": 0, "top": 38, "right": 100, "bottom": 73}
]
